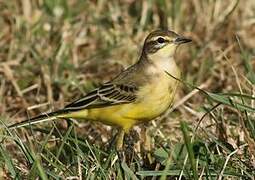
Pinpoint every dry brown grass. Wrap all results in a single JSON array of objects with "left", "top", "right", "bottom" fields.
[{"left": 0, "top": 0, "right": 255, "bottom": 179}]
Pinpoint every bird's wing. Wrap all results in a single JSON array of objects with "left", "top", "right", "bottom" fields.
[
  {"left": 6, "top": 83, "right": 138, "bottom": 129},
  {"left": 63, "top": 83, "right": 138, "bottom": 111}
]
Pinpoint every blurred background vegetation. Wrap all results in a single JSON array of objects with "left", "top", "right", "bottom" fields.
[{"left": 0, "top": 0, "right": 255, "bottom": 179}]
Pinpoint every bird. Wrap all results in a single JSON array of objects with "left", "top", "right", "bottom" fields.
[{"left": 7, "top": 30, "right": 191, "bottom": 150}]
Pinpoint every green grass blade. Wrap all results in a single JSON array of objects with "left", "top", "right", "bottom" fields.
[
  {"left": 0, "top": 144, "right": 19, "bottom": 179},
  {"left": 121, "top": 161, "right": 138, "bottom": 180},
  {"left": 180, "top": 121, "right": 198, "bottom": 180}
]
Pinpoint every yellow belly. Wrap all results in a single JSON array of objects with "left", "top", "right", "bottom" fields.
[{"left": 85, "top": 75, "right": 179, "bottom": 131}]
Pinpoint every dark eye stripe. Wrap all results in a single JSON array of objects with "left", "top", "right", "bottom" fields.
[{"left": 144, "top": 37, "right": 171, "bottom": 54}]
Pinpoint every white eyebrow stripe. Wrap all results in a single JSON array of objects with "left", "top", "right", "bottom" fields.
[{"left": 152, "top": 36, "right": 165, "bottom": 41}]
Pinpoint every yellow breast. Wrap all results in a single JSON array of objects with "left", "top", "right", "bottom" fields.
[
  {"left": 85, "top": 71, "right": 180, "bottom": 131},
  {"left": 123, "top": 73, "right": 179, "bottom": 120}
]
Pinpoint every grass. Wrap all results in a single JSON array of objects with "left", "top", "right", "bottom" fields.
[{"left": 0, "top": 0, "right": 255, "bottom": 179}]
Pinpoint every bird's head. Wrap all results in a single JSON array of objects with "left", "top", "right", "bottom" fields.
[{"left": 142, "top": 30, "right": 191, "bottom": 59}]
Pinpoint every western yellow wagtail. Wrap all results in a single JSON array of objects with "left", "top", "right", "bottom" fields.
[{"left": 8, "top": 30, "right": 191, "bottom": 150}]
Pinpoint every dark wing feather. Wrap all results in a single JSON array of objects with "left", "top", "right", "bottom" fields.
[{"left": 63, "top": 83, "right": 137, "bottom": 111}]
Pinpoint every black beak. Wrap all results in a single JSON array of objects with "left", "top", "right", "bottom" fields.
[{"left": 174, "top": 36, "right": 192, "bottom": 44}]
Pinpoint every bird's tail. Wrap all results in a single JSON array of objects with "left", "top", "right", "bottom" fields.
[{"left": 7, "top": 109, "right": 68, "bottom": 129}]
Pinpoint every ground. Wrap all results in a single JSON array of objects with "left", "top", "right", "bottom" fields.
[{"left": 0, "top": 0, "right": 255, "bottom": 179}]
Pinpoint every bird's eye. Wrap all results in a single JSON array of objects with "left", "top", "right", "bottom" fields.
[{"left": 157, "top": 37, "right": 165, "bottom": 44}]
